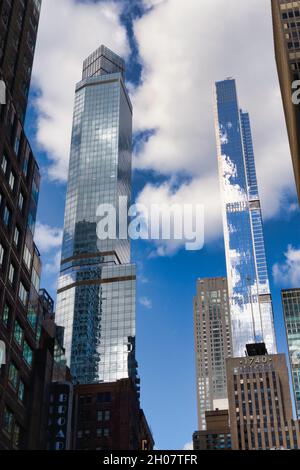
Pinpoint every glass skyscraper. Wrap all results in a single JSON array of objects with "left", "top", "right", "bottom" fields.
[
  {"left": 56, "top": 46, "right": 137, "bottom": 385},
  {"left": 214, "top": 79, "right": 277, "bottom": 357},
  {"left": 282, "top": 288, "right": 300, "bottom": 418}
]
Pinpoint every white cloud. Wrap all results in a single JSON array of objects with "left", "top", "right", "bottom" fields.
[
  {"left": 44, "top": 251, "right": 62, "bottom": 275},
  {"left": 273, "top": 246, "right": 300, "bottom": 287},
  {"left": 139, "top": 296, "right": 152, "bottom": 309},
  {"left": 183, "top": 441, "right": 193, "bottom": 451},
  {"left": 32, "top": 0, "right": 129, "bottom": 181},
  {"left": 133, "top": 0, "right": 296, "bottom": 226},
  {"left": 136, "top": 176, "right": 222, "bottom": 256},
  {"left": 34, "top": 222, "right": 63, "bottom": 252}
]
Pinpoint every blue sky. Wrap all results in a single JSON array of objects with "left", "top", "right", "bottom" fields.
[{"left": 24, "top": 0, "right": 300, "bottom": 450}]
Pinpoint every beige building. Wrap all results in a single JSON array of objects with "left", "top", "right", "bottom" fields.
[
  {"left": 227, "top": 344, "right": 300, "bottom": 450},
  {"left": 193, "top": 278, "right": 232, "bottom": 430},
  {"left": 271, "top": 0, "right": 300, "bottom": 202},
  {"left": 193, "top": 410, "right": 231, "bottom": 450}
]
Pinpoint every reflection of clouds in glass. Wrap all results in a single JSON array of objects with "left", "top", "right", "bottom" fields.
[
  {"left": 219, "top": 124, "right": 228, "bottom": 145},
  {"left": 221, "top": 154, "right": 247, "bottom": 204}
]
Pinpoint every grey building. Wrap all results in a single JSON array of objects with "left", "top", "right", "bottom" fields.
[
  {"left": 282, "top": 288, "right": 300, "bottom": 418},
  {"left": 193, "top": 277, "right": 232, "bottom": 431},
  {"left": 56, "top": 46, "right": 137, "bottom": 386}
]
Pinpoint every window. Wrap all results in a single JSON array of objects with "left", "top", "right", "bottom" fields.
[
  {"left": 23, "top": 149, "right": 29, "bottom": 177},
  {"left": 8, "top": 263, "right": 15, "bottom": 284},
  {"left": 104, "top": 411, "right": 110, "bottom": 421},
  {"left": 3, "top": 206, "right": 11, "bottom": 227},
  {"left": 27, "top": 305, "right": 37, "bottom": 330},
  {"left": 8, "top": 171, "right": 15, "bottom": 191},
  {"left": 31, "top": 179, "right": 39, "bottom": 205},
  {"left": 14, "top": 227, "right": 20, "bottom": 247},
  {"left": 0, "top": 242, "right": 4, "bottom": 266},
  {"left": 18, "top": 192, "right": 24, "bottom": 212},
  {"left": 103, "top": 429, "right": 109, "bottom": 437},
  {"left": 14, "top": 321, "right": 24, "bottom": 347},
  {"left": 23, "top": 245, "right": 32, "bottom": 271},
  {"left": 97, "top": 392, "right": 111, "bottom": 403},
  {"left": 3, "top": 408, "right": 13, "bottom": 436},
  {"left": 12, "top": 422, "right": 21, "bottom": 448},
  {"left": 1, "top": 154, "right": 7, "bottom": 174},
  {"left": 2, "top": 303, "right": 10, "bottom": 326},
  {"left": 14, "top": 126, "right": 21, "bottom": 156},
  {"left": 8, "top": 363, "right": 19, "bottom": 390},
  {"left": 19, "top": 283, "right": 28, "bottom": 306},
  {"left": 18, "top": 380, "right": 25, "bottom": 403},
  {"left": 31, "top": 267, "right": 40, "bottom": 293},
  {"left": 23, "top": 341, "right": 33, "bottom": 367},
  {"left": 97, "top": 428, "right": 103, "bottom": 438}
]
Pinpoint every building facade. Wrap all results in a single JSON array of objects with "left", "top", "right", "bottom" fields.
[
  {"left": 193, "top": 277, "right": 232, "bottom": 430},
  {"left": 56, "top": 46, "right": 137, "bottom": 386},
  {"left": 72, "top": 380, "right": 154, "bottom": 451},
  {"left": 271, "top": 0, "right": 300, "bottom": 202},
  {"left": 193, "top": 410, "right": 231, "bottom": 450},
  {"left": 227, "top": 344, "right": 300, "bottom": 450},
  {"left": 0, "top": 0, "right": 46, "bottom": 450},
  {"left": 214, "top": 78, "right": 277, "bottom": 357},
  {"left": 282, "top": 288, "right": 300, "bottom": 418},
  {"left": 0, "top": 0, "right": 41, "bottom": 123}
]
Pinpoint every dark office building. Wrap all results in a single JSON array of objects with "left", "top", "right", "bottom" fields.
[
  {"left": 193, "top": 410, "right": 231, "bottom": 450},
  {"left": 72, "top": 379, "right": 154, "bottom": 451},
  {"left": 0, "top": 0, "right": 42, "bottom": 123},
  {"left": 271, "top": 0, "right": 300, "bottom": 201},
  {"left": 227, "top": 343, "right": 300, "bottom": 450},
  {"left": 0, "top": 0, "right": 46, "bottom": 450},
  {"left": 47, "top": 381, "right": 74, "bottom": 451}
]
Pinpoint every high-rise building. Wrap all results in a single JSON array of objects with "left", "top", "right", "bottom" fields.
[
  {"left": 0, "top": 0, "right": 42, "bottom": 123},
  {"left": 193, "top": 277, "right": 232, "bottom": 431},
  {"left": 227, "top": 343, "right": 300, "bottom": 450},
  {"left": 193, "top": 410, "right": 231, "bottom": 451},
  {"left": 72, "top": 380, "right": 154, "bottom": 451},
  {"left": 282, "top": 288, "right": 300, "bottom": 418},
  {"left": 0, "top": 0, "right": 49, "bottom": 450},
  {"left": 56, "top": 45, "right": 137, "bottom": 386},
  {"left": 214, "top": 78, "right": 277, "bottom": 357},
  {"left": 271, "top": 0, "right": 300, "bottom": 202}
]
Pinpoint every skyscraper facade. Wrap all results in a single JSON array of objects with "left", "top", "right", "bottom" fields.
[
  {"left": 193, "top": 277, "right": 232, "bottom": 431},
  {"left": 271, "top": 0, "right": 300, "bottom": 202},
  {"left": 193, "top": 410, "right": 231, "bottom": 451},
  {"left": 227, "top": 344, "right": 300, "bottom": 450},
  {"left": 214, "top": 79, "right": 277, "bottom": 357},
  {"left": 0, "top": 0, "right": 51, "bottom": 450},
  {"left": 282, "top": 288, "right": 300, "bottom": 418},
  {"left": 56, "top": 46, "right": 137, "bottom": 385},
  {"left": 0, "top": 0, "right": 42, "bottom": 123}
]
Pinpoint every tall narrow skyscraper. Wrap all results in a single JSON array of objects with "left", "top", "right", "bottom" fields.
[
  {"left": 282, "top": 288, "right": 300, "bottom": 418},
  {"left": 214, "top": 79, "right": 277, "bottom": 357},
  {"left": 56, "top": 46, "right": 137, "bottom": 385},
  {"left": 193, "top": 278, "right": 232, "bottom": 431}
]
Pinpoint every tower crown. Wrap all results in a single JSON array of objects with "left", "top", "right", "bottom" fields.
[{"left": 82, "top": 45, "right": 125, "bottom": 80}]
